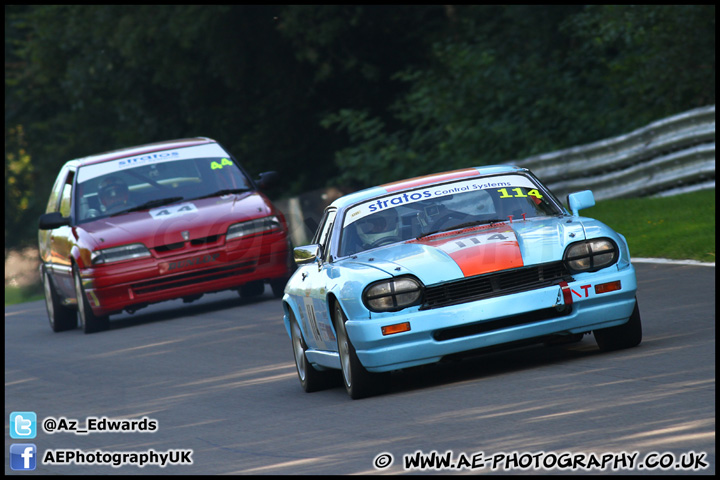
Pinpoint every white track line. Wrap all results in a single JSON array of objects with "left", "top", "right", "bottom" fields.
[{"left": 632, "top": 257, "right": 715, "bottom": 267}]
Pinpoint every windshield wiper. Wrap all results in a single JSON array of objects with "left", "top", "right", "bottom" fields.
[
  {"left": 416, "top": 218, "right": 506, "bottom": 240},
  {"left": 186, "top": 188, "right": 251, "bottom": 201},
  {"left": 117, "top": 196, "right": 186, "bottom": 215}
]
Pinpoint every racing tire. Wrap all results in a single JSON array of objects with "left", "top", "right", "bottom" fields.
[
  {"left": 239, "top": 280, "right": 265, "bottom": 298},
  {"left": 594, "top": 298, "right": 642, "bottom": 351},
  {"left": 333, "top": 302, "right": 389, "bottom": 399},
  {"left": 289, "top": 309, "right": 337, "bottom": 392},
  {"left": 42, "top": 265, "right": 78, "bottom": 332},
  {"left": 73, "top": 265, "right": 109, "bottom": 334},
  {"left": 270, "top": 278, "right": 288, "bottom": 298}
]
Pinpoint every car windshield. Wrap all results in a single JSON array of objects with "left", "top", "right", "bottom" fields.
[
  {"left": 339, "top": 173, "right": 562, "bottom": 257},
  {"left": 73, "top": 144, "right": 252, "bottom": 222}
]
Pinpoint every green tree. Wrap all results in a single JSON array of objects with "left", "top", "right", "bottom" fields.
[
  {"left": 324, "top": 5, "right": 715, "bottom": 188},
  {"left": 5, "top": 5, "right": 715, "bottom": 251},
  {"left": 5, "top": 5, "right": 459, "bottom": 248},
  {"left": 563, "top": 5, "right": 715, "bottom": 125}
]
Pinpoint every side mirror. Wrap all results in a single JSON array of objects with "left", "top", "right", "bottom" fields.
[
  {"left": 256, "top": 171, "right": 279, "bottom": 190},
  {"left": 293, "top": 244, "right": 321, "bottom": 266},
  {"left": 567, "top": 190, "right": 595, "bottom": 216},
  {"left": 39, "top": 212, "right": 71, "bottom": 230}
]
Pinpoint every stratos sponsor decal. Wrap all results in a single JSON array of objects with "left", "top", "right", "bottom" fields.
[
  {"left": 118, "top": 143, "right": 228, "bottom": 168},
  {"left": 410, "top": 224, "right": 524, "bottom": 277},
  {"left": 149, "top": 203, "right": 198, "bottom": 219},
  {"left": 344, "top": 174, "right": 537, "bottom": 227}
]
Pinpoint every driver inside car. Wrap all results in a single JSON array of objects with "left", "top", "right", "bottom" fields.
[
  {"left": 97, "top": 176, "right": 135, "bottom": 214},
  {"left": 356, "top": 208, "right": 401, "bottom": 250}
]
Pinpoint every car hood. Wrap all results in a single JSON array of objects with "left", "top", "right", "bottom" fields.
[
  {"left": 76, "top": 192, "right": 273, "bottom": 249},
  {"left": 341, "top": 217, "right": 587, "bottom": 284}
]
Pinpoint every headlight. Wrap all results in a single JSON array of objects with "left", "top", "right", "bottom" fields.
[
  {"left": 563, "top": 238, "right": 618, "bottom": 273},
  {"left": 91, "top": 243, "right": 151, "bottom": 265},
  {"left": 226, "top": 216, "right": 281, "bottom": 241},
  {"left": 363, "top": 277, "right": 423, "bottom": 312}
]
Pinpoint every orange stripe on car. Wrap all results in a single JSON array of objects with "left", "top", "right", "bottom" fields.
[
  {"left": 410, "top": 224, "right": 524, "bottom": 277},
  {"left": 382, "top": 168, "right": 480, "bottom": 193}
]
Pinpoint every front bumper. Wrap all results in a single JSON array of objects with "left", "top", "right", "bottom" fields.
[
  {"left": 346, "top": 264, "right": 638, "bottom": 372},
  {"left": 79, "top": 233, "right": 292, "bottom": 316}
]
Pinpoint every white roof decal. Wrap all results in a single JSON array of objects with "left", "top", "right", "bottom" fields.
[{"left": 77, "top": 143, "right": 229, "bottom": 183}]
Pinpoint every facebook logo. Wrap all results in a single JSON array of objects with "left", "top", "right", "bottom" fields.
[
  {"left": 10, "top": 444, "right": 37, "bottom": 471},
  {"left": 10, "top": 411, "right": 37, "bottom": 439}
]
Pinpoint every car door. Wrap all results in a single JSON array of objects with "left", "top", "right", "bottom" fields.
[
  {"left": 39, "top": 166, "right": 77, "bottom": 300},
  {"left": 293, "top": 208, "right": 339, "bottom": 352}
]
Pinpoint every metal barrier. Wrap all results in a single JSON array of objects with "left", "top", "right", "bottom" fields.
[
  {"left": 513, "top": 105, "right": 715, "bottom": 201},
  {"left": 279, "top": 105, "right": 715, "bottom": 245}
]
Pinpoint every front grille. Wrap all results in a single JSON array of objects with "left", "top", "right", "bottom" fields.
[
  {"left": 422, "top": 262, "right": 572, "bottom": 310},
  {"left": 191, "top": 234, "right": 221, "bottom": 246},
  {"left": 132, "top": 261, "right": 255, "bottom": 295},
  {"left": 433, "top": 306, "right": 573, "bottom": 341},
  {"left": 154, "top": 235, "right": 223, "bottom": 255},
  {"left": 155, "top": 242, "right": 184, "bottom": 253}
]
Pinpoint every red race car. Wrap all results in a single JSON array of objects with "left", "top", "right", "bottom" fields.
[{"left": 38, "top": 137, "right": 294, "bottom": 333}]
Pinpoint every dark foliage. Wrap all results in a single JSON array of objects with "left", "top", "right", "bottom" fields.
[{"left": 5, "top": 5, "right": 715, "bottom": 249}]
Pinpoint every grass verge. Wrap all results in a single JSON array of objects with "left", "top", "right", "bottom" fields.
[
  {"left": 584, "top": 188, "right": 715, "bottom": 264},
  {"left": 5, "top": 282, "right": 44, "bottom": 306}
]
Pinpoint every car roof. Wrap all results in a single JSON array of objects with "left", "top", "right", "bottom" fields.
[
  {"left": 67, "top": 137, "right": 218, "bottom": 168},
  {"left": 329, "top": 165, "right": 529, "bottom": 210}
]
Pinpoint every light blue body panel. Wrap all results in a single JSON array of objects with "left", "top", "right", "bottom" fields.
[
  {"left": 285, "top": 263, "right": 636, "bottom": 372},
  {"left": 347, "top": 264, "right": 636, "bottom": 372},
  {"left": 282, "top": 168, "right": 638, "bottom": 374}
]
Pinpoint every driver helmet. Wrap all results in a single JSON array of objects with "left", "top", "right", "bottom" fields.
[
  {"left": 356, "top": 208, "right": 400, "bottom": 247},
  {"left": 98, "top": 176, "right": 129, "bottom": 209}
]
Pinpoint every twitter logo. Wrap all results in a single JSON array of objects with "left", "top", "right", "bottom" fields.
[{"left": 10, "top": 412, "right": 37, "bottom": 439}]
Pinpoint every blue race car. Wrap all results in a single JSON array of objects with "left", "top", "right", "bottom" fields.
[{"left": 283, "top": 165, "right": 641, "bottom": 399}]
